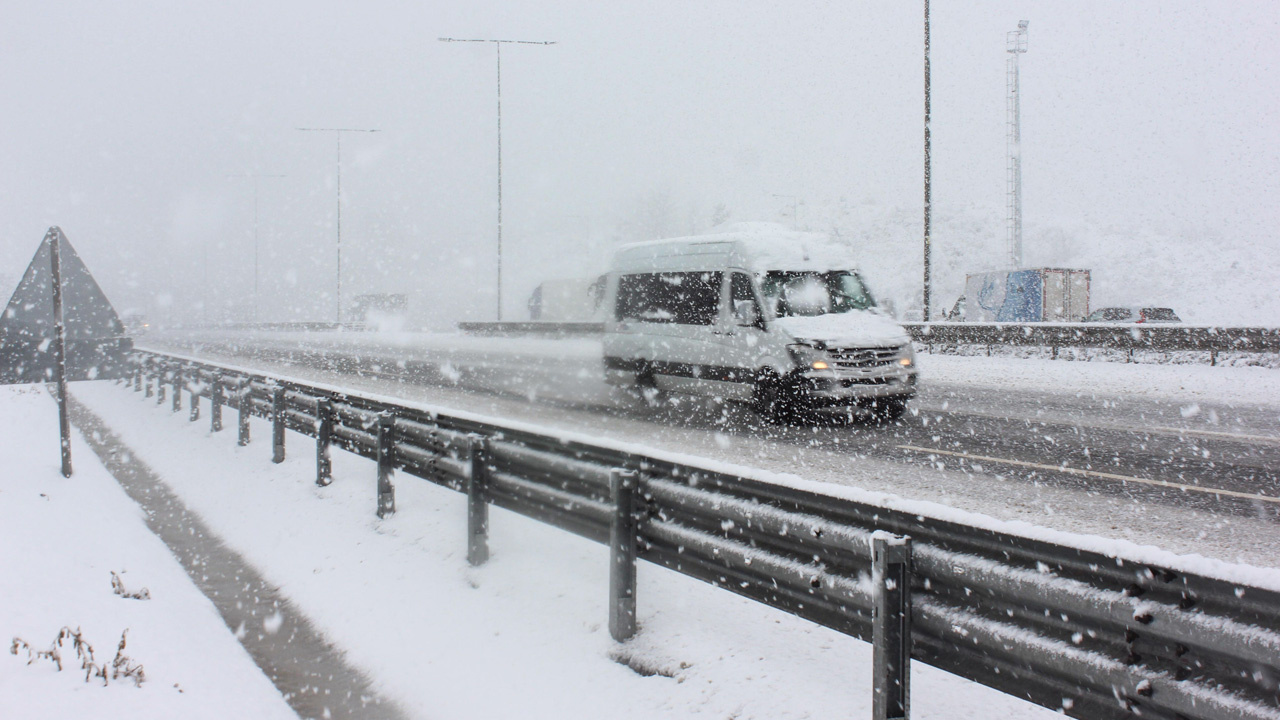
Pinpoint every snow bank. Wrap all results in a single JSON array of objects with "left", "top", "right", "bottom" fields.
[{"left": 0, "top": 384, "right": 295, "bottom": 720}]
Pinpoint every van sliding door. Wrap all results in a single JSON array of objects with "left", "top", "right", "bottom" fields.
[{"left": 614, "top": 271, "right": 723, "bottom": 393}]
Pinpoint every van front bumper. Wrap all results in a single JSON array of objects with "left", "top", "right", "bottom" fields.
[{"left": 797, "top": 369, "right": 918, "bottom": 407}]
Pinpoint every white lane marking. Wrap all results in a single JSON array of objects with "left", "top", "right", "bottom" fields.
[
  {"left": 1148, "top": 426, "right": 1280, "bottom": 445},
  {"left": 896, "top": 444, "right": 1280, "bottom": 505}
]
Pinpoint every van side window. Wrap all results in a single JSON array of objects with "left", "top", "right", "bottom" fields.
[
  {"left": 616, "top": 272, "right": 722, "bottom": 325},
  {"left": 730, "top": 273, "right": 761, "bottom": 321}
]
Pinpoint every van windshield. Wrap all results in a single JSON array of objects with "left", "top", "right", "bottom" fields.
[{"left": 760, "top": 271, "right": 876, "bottom": 318}]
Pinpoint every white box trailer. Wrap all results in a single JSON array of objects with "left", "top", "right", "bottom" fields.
[
  {"left": 962, "top": 268, "right": 1090, "bottom": 322},
  {"left": 528, "top": 277, "right": 605, "bottom": 321}
]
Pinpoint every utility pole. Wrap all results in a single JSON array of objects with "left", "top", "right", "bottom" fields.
[
  {"left": 1006, "top": 20, "right": 1029, "bottom": 269},
  {"left": 439, "top": 36, "right": 556, "bottom": 321},
  {"left": 227, "top": 173, "right": 286, "bottom": 322},
  {"left": 923, "top": 0, "right": 933, "bottom": 321},
  {"left": 298, "top": 127, "right": 379, "bottom": 323}
]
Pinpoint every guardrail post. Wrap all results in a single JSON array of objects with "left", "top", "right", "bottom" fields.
[
  {"left": 156, "top": 367, "right": 166, "bottom": 404},
  {"left": 210, "top": 377, "right": 223, "bottom": 432},
  {"left": 237, "top": 380, "right": 251, "bottom": 446},
  {"left": 376, "top": 412, "right": 396, "bottom": 518},
  {"left": 271, "top": 386, "right": 286, "bottom": 463},
  {"left": 316, "top": 398, "right": 333, "bottom": 487},
  {"left": 872, "top": 535, "right": 912, "bottom": 720},
  {"left": 172, "top": 367, "right": 183, "bottom": 412},
  {"left": 609, "top": 468, "right": 639, "bottom": 642},
  {"left": 188, "top": 373, "right": 201, "bottom": 422},
  {"left": 136, "top": 366, "right": 145, "bottom": 393},
  {"left": 466, "top": 435, "right": 489, "bottom": 565}
]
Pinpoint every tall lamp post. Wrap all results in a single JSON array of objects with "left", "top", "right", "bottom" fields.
[
  {"left": 439, "top": 36, "right": 556, "bottom": 321},
  {"left": 923, "top": 0, "right": 933, "bottom": 322},
  {"left": 227, "top": 173, "right": 286, "bottom": 322},
  {"left": 297, "top": 127, "right": 379, "bottom": 323},
  {"left": 1006, "top": 20, "right": 1029, "bottom": 269}
]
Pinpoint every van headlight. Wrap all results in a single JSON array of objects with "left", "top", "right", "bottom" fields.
[
  {"left": 898, "top": 343, "right": 916, "bottom": 368},
  {"left": 787, "top": 343, "right": 831, "bottom": 371}
]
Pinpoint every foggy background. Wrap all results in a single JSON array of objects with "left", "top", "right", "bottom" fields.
[{"left": 2, "top": 0, "right": 1277, "bottom": 327}]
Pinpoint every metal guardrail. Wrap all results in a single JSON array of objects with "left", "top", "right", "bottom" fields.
[
  {"left": 181, "top": 321, "right": 371, "bottom": 333},
  {"left": 904, "top": 322, "right": 1280, "bottom": 359},
  {"left": 126, "top": 349, "right": 1280, "bottom": 720},
  {"left": 457, "top": 321, "right": 605, "bottom": 336},
  {"left": 455, "top": 320, "right": 1280, "bottom": 362}
]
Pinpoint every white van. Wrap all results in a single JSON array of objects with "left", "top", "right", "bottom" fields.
[{"left": 601, "top": 223, "right": 918, "bottom": 421}]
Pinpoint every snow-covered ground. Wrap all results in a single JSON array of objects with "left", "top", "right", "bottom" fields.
[
  {"left": 67, "top": 379, "right": 1072, "bottom": 720},
  {"left": 0, "top": 384, "right": 296, "bottom": 720}
]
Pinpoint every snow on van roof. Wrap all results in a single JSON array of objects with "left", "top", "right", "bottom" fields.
[{"left": 614, "top": 222, "right": 858, "bottom": 272}]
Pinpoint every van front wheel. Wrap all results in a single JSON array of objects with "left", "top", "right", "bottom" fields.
[{"left": 869, "top": 397, "right": 909, "bottom": 423}]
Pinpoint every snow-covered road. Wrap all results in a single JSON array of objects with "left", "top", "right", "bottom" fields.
[{"left": 146, "top": 330, "right": 1280, "bottom": 568}]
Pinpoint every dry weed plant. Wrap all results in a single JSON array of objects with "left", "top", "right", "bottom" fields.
[
  {"left": 111, "top": 571, "right": 151, "bottom": 600},
  {"left": 10, "top": 627, "right": 146, "bottom": 687}
]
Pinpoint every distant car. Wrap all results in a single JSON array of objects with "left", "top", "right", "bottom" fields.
[
  {"left": 1084, "top": 307, "right": 1181, "bottom": 323},
  {"left": 120, "top": 310, "right": 149, "bottom": 336}
]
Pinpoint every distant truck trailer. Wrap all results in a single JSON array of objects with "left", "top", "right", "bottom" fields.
[
  {"left": 961, "top": 268, "right": 1090, "bottom": 322},
  {"left": 528, "top": 277, "right": 605, "bottom": 321}
]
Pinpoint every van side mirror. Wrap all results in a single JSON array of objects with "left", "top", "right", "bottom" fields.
[{"left": 733, "top": 299, "right": 761, "bottom": 327}]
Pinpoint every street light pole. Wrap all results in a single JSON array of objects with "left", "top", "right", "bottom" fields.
[
  {"left": 297, "top": 127, "right": 379, "bottom": 323},
  {"left": 227, "top": 173, "right": 285, "bottom": 322},
  {"left": 1006, "top": 20, "right": 1029, "bottom": 270},
  {"left": 439, "top": 36, "right": 556, "bottom": 321},
  {"left": 923, "top": 0, "right": 933, "bottom": 322}
]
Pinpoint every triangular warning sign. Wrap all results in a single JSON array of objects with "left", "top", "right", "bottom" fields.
[{"left": 1, "top": 228, "right": 132, "bottom": 383}]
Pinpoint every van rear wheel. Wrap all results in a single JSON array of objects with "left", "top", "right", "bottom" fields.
[
  {"left": 633, "top": 361, "right": 662, "bottom": 407},
  {"left": 751, "top": 371, "right": 793, "bottom": 424}
]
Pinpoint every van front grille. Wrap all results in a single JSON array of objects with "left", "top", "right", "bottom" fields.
[{"left": 827, "top": 346, "right": 899, "bottom": 369}]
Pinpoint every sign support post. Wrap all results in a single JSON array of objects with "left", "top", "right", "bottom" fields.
[{"left": 49, "top": 228, "right": 72, "bottom": 477}]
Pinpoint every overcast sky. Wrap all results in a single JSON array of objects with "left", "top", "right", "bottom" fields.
[{"left": 2, "top": 1, "right": 1277, "bottom": 324}]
